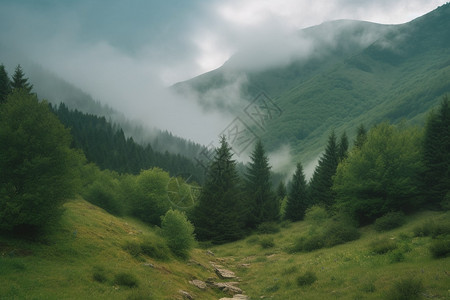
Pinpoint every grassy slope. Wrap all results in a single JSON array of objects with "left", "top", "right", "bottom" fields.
[
  {"left": 0, "top": 199, "right": 225, "bottom": 300},
  {"left": 210, "top": 211, "right": 450, "bottom": 299}
]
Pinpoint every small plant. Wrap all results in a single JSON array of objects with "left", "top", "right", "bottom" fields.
[
  {"left": 123, "top": 240, "right": 142, "bottom": 258},
  {"left": 360, "top": 282, "right": 376, "bottom": 293},
  {"left": 92, "top": 266, "right": 108, "bottom": 283},
  {"left": 386, "top": 277, "right": 424, "bottom": 300},
  {"left": 257, "top": 222, "right": 280, "bottom": 234},
  {"left": 246, "top": 235, "right": 260, "bottom": 245},
  {"left": 259, "top": 236, "right": 275, "bottom": 249},
  {"left": 374, "top": 211, "right": 405, "bottom": 232},
  {"left": 296, "top": 271, "right": 317, "bottom": 286},
  {"left": 369, "top": 238, "right": 397, "bottom": 254},
  {"left": 114, "top": 272, "right": 139, "bottom": 288},
  {"left": 282, "top": 265, "right": 298, "bottom": 275},
  {"left": 140, "top": 239, "right": 170, "bottom": 261},
  {"left": 429, "top": 237, "right": 450, "bottom": 258},
  {"left": 389, "top": 249, "right": 405, "bottom": 263}
]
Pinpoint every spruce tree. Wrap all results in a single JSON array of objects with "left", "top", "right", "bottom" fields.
[
  {"left": 309, "top": 130, "right": 339, "bottom": 207},
  {"left": 11, "top": 64, "right": 33, "bottom": 93},
  {"left": 338, "top": 131, "right": 349, "bottom": 161},
  {"left": 276, "top": 181, "right": 287, "bottom": 200},
  {"left": 0, "top": 64, "right": 11, "bottom": 103},
  {"left": 354, "top": 124, "right": 367, "bottom": 149},
  {"left": 244, "top": 140, "right": 278, "bottom": 227},
  {"left": 422, "top": 96, "right": 450, "bottom": 207},
  {"left": 192, "top": 136, "right": 245, "bottom": 243},
  {"left": 284, "top": 163, "right": 310, "bottom": 221}
]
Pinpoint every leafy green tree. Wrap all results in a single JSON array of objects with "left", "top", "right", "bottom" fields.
[
  {"left": 334, "top": 122, "right": 424, "bottom": 225},
  {"left": 338, "top": 131, "right": 349, "bottom": 161},
  {"left": 10, "top": 64, "right": 33, "bottom": 93},
  {"left": 192, "top": 136, "right": 245, "bottom": 244},
  {"left": 131, "top": 168, "right": 171, "bottom": 226},
  {"left": 354, "top": 124, "right": 367, "bottom": 149},
  {"left": 161, "top": 209, "right": 195, "bottom": 259},
  {"left": 0, "top": 90, "right": 80, "bottom": 234},
  {"left": 309, "top": 131, "right": 339, "bottom": 207},
  {"left": 244, "top": 140, "right": 278, "bottom": 226},
  {"left": 284, "top": 163, "right": 310, "bottom": 221},
  {"left": 0, "top": 64, "right": 11, "bottom": 103},
  {"left": 422, "top": 96, "right": 450, "bottom": 208}
]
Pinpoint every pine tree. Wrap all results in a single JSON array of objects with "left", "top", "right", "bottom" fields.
[
  {"left": 309, "top": 130, "right": 339, "bottom": 207},
  {"left": 422, "top": 96, "right": 450, "bottom": 207},
  {"left": 244, "top": 140, "right": 278, "bottom": 227},
  {"left": 338, "top": 131, "right": 349, "bottom": 161},
  {"left": 284, "top": 163, "right": 310, "bottom": 221},
  {"left": 192, "top": 136, "right": 245, "bottom": 243},
  {"left": 11, "top": 64, "right": 33, "bottom": 93},
  {"left": 276, "top": 181, "right": 287, "bottom": 200},
  {"left": 0, "top": 64, "right": 11, "bottom": 103},
  {"left": 354, "top": 124, "right": 367, "bottom": 149}
]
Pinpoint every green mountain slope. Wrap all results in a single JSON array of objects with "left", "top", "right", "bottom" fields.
[{"left": 175, "top": 4, "right": 450, "bottom": 166}]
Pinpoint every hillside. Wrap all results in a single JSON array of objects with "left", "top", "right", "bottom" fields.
[
  {"left": 1, "top": 199, "right": 448, "bottom": 299},
  {"left": 174, "top": 3, "right": 450, "bottom": 165}
]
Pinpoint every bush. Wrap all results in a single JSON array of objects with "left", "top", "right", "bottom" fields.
[
  {"left": 161, "top": 209, "right": 195, "bottom": 259},
  {"left": 369, "top": 238, "right": 397, "bottom": 254},
  {"left": 92, "top": 266, "right": 108, "bottom": 283},
  {"left": 429, "top": 237, "right": 450, "bottom": 258},
  {"left": 413, "top": 220, "right": 450, "bottom": 238},
  {"left": 323, "top": 222, "right": 360, "bottom": 247},
  {"left": 386, "top": 277, "right": 423, "bottom": 300},
  {"left": 140, "top": 239, "right": 170, "bottom": 261},
  {"left": 374, "top": 212, "right": 405, "bottom": 232},
  {"left": 389, "top": 250, "right": 405, "bottom": 263},
  {"left": 257, "top": 222, "right": 280, "bottom": 234},
  {"left": 114, "top": 272, "right": 139, "bottom": 288},
  {"left": 304, "top": 206, "right": 329, "bottom": 226},
  {"left": 296, "top": 271, "right": 317, "bottom": 286},
  {"left": 259, "top": 236, "right": 275, "bottom": 249},
  {"left": 123, "top": 240, "right": 142, "bottom": 258}
]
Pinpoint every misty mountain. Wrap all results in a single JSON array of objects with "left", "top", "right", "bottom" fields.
[{"left": 174, "top": 3, "right": 450, "bottom": 169}]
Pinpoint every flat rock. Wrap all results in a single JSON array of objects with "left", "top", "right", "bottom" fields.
[
  {"left": 212, "top": 282, "right": 242, "bottom": 295},
  {"left": 189, "top": 279, "right": 207, "bottom": 290},
  {"left": 219, "top": 294, "right": 249, "bottom": 300},
  {"left": 215, "top": 267, "right": 236, "bottom": 279},
  {"left": 179, "top": 290, "right": 193, "bottom": 299}
]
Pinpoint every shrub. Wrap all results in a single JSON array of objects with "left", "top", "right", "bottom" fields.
[
  {"left": 140, "top": 239, "right": 170, "bottom": 261},
  {"left": 374, "top": 211, "right": 405, "bottom": 232},
  {"left": 323, "top": 222, "right": 360, "bottom": 247},
  {"left": 257, "top": 222, "right": 280, "bottom": 234},
  {"left": 369, "top": 238, "right": 397, "bottom": 254},
  {"left": 389, "top": 250, "right": 405, "bottom": 263},
  {"left": 304, "top": 206, "right": 329, "bottom": 226},
  {"left": 386, "top": 277, "right": 424, "bottom": 300},
  {"left": 123, "top": 240, "right": 142, "bottom": 258},
  {"left": 92, "top": 266, "right": 108, "bottom": 283},
  {"left": 246, "top": 236, "right": 260, "bottom": 245},
  {"left": 161, "top": 209, "right": 195, "bottom": 259},
  {"left": 259, "top": 236, "right": 275, "bottom": 249},
  {"left": 429, "top": 237, "right": 450, "bottom": 258},
  {"left": 114, "top": 272, "right": 139, "bottom": 288},
  {"left": 296, "top": 271, "right": 317, "bottom": 286},
  {"left": 413, "top": 220, "right": 450, "bottom": 238}
]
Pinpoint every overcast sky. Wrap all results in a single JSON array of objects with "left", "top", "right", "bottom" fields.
[{"left": 0, "top": 0, "right": 447, "bottom": 145}]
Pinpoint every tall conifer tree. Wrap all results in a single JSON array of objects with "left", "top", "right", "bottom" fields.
[
  {"left": 193, "top": 136, "right": 245, "bottom": 243},
  {"left": 0, "top": 64, "right": 11, "bottom": 103},
  {"left": 11, "top": 64, "right": 33, "bottom": 93},
  {"left": 284, "top": 163, "right": 310, "bottom": 221}
]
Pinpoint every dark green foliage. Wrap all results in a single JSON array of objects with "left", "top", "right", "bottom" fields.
[
  {"left": 284, "top": 163, "right": 310, "bottom": 221},
  {"left": 422, "top": 96, "right": 450, "bottom": 208},
  {"left": 161, "top": 209, "right": 195, "bottom": 259},
  {"left": 123, "top": 241, "right": 142, "bottom": 258},
  {"left": 334, "top": 123, "right": 424, "bottom": 225},
  {"left": 83, "top": 171, "right": 124, "bottom": 216},
  {"left": 140, "top": 239, "right": 170, "bottom": 261},
  {"left": 309, "top": 131, "right": 339, "bottom": 207},
  {"left": 296, "top": 271, "right": 317, "bottom": 286},
  {"left": 413, "top": 220, "right": 450, "bottom": 238},
  {"left": 10, "top": 65, "right": 33, "bottom": 93},
  {"left": 276, "top": 181, "right": 287, "bottom": 200},
  {"left": 338, "top": 131, "right": 349, "bottom": 161},
  {"left": 354, "top": 124, "right": 367, "bottom": 150},
  {"left": 0, "top": 64, "right": 11, "bottom": 103},
  {"left": 193, "top": 137, "right": 245, "bottom": 244},
  {"left": 92, "top": 266, "right": 108, "bottom": 283},
  {"left": 322, "top": 221, "right": 360, "bottom": 247},
  {"left": 53, "top": 103, "right": 204, "bottom": 182},
  {"left": 386, "top": 277, "right": 424, "bottom": 300},
  {"left": 114, "top": 272, "right": 139, "bottom": 288},
  {"left": 244, "top": 140, "right": 278, "bottom": 226},
  {"left": 256, "top": 222, "right": 280, "bottom": 234},
  {"left": 0, "top": 90, "right": 80, "bottom": 234},
  {"left": 259, "top": 236, "right": 275, "bottom": 248},
  {"left": 369, "top": 238, "right": 397, "bottom": 254},
  {"left": 429, "top": 237, "right": 450, "bottom": 258},
  {"left": 374, "top": 212, "right": 406, "bottom": 232}
]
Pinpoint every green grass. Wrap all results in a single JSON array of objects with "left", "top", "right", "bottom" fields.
[{"left": 1, "top": 199, "right": 449, "bottom": 299}]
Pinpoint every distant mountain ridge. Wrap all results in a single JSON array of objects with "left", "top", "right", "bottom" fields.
[{"left": 174, "top": 3, "right": 450, "bottom": 168}]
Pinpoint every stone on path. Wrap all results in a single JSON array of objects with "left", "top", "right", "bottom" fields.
[
  {"left": 189, "top": 279, "right": 207, "bottom": 290},
  {"left": 219, "top": 294, "right": 249, "bottom": 300}
]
